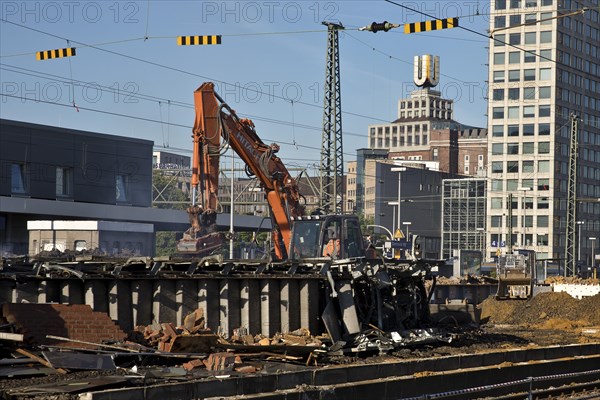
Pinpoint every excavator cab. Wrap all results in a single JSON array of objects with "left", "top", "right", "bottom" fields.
[{"left": 289, "top": 215, "right": 365, "bottom": 261}]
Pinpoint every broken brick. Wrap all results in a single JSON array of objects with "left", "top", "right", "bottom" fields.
[
  {"left": 161, "top": 323, "right": 178, "bottom": 339},
  {"left": 202, "top": 352, "right": 237, "bottom": 371},
  {"left": 183, "top": 308, "right": 205, "bottom": 332},
  {"left": 235, "top": 365, "right": 257, "bottom": 373},
  {"left": 182, "top": 358, "right": 205, "bottom": 371}
]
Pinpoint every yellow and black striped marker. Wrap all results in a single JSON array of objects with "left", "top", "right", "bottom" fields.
[
  {"left": 177, "top": 35, "right": 221, "bottom": 46},
  {"left": 36, "top": 47, "right": 76, "bottom": 61},
  {"left": 404, "top": 17, "right": 458, "bottom": 34}
]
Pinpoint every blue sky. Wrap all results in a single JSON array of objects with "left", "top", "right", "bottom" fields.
[{"left": 1, "top": 1, "right": 490, "bottom": 170}]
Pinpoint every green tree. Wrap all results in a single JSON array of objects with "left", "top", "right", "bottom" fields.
[
  {"left": 153, "top": 170, "right": 189, "bottom": 256},
  {"left": 152, "top": 170, "right": 188, "bottom": 210},
  {"left": 155, "top": 231, "right": 178, "bottom": 257}
]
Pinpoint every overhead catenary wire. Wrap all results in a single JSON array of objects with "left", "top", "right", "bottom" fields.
[
  {"left": 0, "top": 63, "right": 371, "bottom": 139},
  {"left": 383, "top": 0, "right": 590, "bottom": 67},
  {"left": 0, "top": 18, "right": 391, "bottom": 125}
]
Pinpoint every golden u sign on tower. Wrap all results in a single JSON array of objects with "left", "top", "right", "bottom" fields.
[{"left": 414, "top": 55, "right": 440, "bottom": 88}]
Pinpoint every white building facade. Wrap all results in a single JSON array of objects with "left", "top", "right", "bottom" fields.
[{"left": 486, "top": 0, "right": 600, "bottom": 264}]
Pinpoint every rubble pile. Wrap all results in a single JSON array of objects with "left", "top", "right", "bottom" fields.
[
  {"left": 480, "top": 291, "right": 600, "bottom": 326},
  {"left": 133, "top": 308, "right": 219, "bottom": 353},
  {"left": 544, "top": 276, "right": 600, "bottom": 285}
]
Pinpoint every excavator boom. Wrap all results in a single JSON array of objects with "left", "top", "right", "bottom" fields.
[{"left": 178, "top": 82, "right": 305, "bottom": 260}]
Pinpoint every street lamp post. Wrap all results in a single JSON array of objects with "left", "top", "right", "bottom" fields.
[
  {"left": 590, "top": 237, "right": 597, "bottom": 279},
  {"left": 517, "top": 187, "right": 531, "bottom": 247},
  {"left": 402, "top": 221, "right": 412, "bottom": 240},
  {"left": 576, "top": 221, "right": 585, "bottom": 266},
  {"left": 476, "top": 227, "right": 485, "bottom": 258},
  {"left": 391, "top": 167, "right": 407, "bottom": 237},
  {"left": 366, "top": 224, "right": 393, "bottom": 241},
  {"left": 387, "top": 201, "right": 398, "bottom": 234}
]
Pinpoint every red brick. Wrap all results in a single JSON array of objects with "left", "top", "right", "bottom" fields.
[
  {"left": 1, "top": 303, "right": 126, "bottom": 346},
  {"left": 182, "top": 359, "right": 204, "bottom": 371}
]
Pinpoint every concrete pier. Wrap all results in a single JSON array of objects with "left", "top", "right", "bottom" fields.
[{"left": 0, "top": 276, "right": 325, "bottom": 336}]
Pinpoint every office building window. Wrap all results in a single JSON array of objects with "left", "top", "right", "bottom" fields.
[
  {"left": 492, "top": 162, "right": 503, "bottom": 173},
  {"left": 523, "top": 87, "right": 536, "bottom": 100},
  {"left": 523, "top": 160, "right": 534, "bottom": 172},
  {"left": 538, "top": 179, "right": 550, "bottom": 190},
  {"left": 492, "top": 125, "right": 504, "bottom": 137},
  {"left": 492, "top": 143, "right": 504, "bottom": 155},
  {"left": 509, "top": 33, "right": 521, "bottom": 45},
  {"left": 507, "top": 106, "right": 519, "bottom": 118},
  {"left": 508, "top": 125, "right": 520, "bottom": 136},
  {"left": 523, "top": 142, "right": 535, "bottom": 154},
  {"left": 539, "top": 123, "right": 550, "bottom": 135},
  {"left": 538, "top": 160, "right": 550, "bottom": 173},
  {"left": 524, "top": 32, "right": 536, "bottom": 44},
  {"left": 524, "top": 52, "right": 536, "bottom": 63},
  {"left": 524, "top": 69, "right": 535, "bottom": 81},
  {"left": 11, "top": 163, "right": 27, "bottom": 194},
  {"left": 540, "top": 31, "right": 552, "bottom": 43},
  {"left": 538, "top": 142, "right": 550, "bottom": 153},
  {"left": 507, "top": 143, "right": 519, "bottom": 154},
  {"left": 491, "top": 197, "right": 503, "bottom": 209},
  {"left": 508, "top": 70, "right": 520, "bottom": 81},
  {"left": 496, "top": 0, "right": 507, "bottom": 9},
  {"left": 493, "top": 89, "right": 505, "bottom": 101},
  {"left": 523, "top": 106, "right": 535, "bottom": 118},
  {"left": 491, "top": 180, "right": 503, "bottom": 192},
  {"left": 508, "top": 51, "right": 520, "bottom": 64},
  {"left": 116, "top": 174, "right": 128, "bottom": 202},
  {"left": 493, "top": 71, "right": 505, "bottom": 82},
  {"left": 491, "top": 215, "right": 502, "bottom": 227},
  {"left": 507, "top": 161, "right": 519, "bottom": 173},
  {"left": 494, "top": 53, "right": 505, "bottom": 65},
  {"left": 539, "top": 68, "right": 551, "bottom": 80},
  {"left": 539, "top": 104, "right": 551, "bottom": 117},
  {"left": 538, "top": 197, "right": 549, "bottom": 209},
  {"left": 495, "top": 17, "right": 506, "bottom": 29},
  {"left": 494, "top": 33, "right": 505, "bottom": 47},
  {"left": 493, "top": 107, "right": 504, "bottom": 119},
  {"left": 508, "top": 88, "right": 520, "bottom": 100},
  {"left": 539, "top": 87, "right": 551, "bottom": 98},
  {"left": 56, "top": 167, "right": 73, "bottom": 198},
  {"left": 523, "top": 124, "right": 535, "bottom": 135},
  {"left": 539, "top": 49, "right": 551, "bottom": 59}
]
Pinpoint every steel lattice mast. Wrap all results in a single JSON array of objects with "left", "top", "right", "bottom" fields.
[
  {"left": 320, "top": 21, "right": 344, "bottom": 214},
  {"left": 564, "top": 113, "right": 579, "bottom": 276}
]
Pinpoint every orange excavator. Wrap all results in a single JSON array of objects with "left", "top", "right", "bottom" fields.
[
  {"left": 174, "top": 83, "right": 456, "bottom": 350},
  {"left": 176, "top": 82, "right": 306, "bottom": 260}
]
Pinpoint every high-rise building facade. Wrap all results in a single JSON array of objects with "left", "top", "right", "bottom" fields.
[{"left": 486, "top": 0, "right": 600, "bottom": 265}]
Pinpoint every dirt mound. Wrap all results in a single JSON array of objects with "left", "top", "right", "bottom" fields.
[{"left": 479, "top": 291, "right": 600, "bottom": 327}]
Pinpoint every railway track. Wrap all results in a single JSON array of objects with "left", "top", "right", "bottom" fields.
[{"left": 66, "top": 344, "right": 600, "bottom": 400}]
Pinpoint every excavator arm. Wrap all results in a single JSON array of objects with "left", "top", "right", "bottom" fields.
[{"left": 180, "top": 82, "right": 305, "bottom": 260}]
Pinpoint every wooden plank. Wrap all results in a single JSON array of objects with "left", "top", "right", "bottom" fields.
[
  {"left": 15, "top": 348, "right": 68, "bottom": 374},
  {"left": 42, "top": 351, "right": 116, "bottom": 371},
  {"left": 0, "top": 332, "right": 24, "bottom": 341}
]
